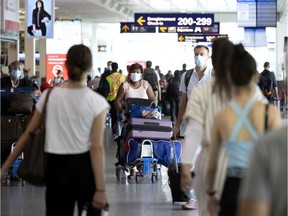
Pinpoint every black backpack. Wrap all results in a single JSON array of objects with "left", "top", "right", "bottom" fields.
[
  {"left": 166, "top": 77, "right": 180, "bottom": 97},
  {"left": 259, "top": 71, "right": 273, "bottom": 96},
  {"left": 143, "top": 68, "right": 158, "bottom": 91},
  {"left": 184, "top": 69, "right": 194, "bottom": 92}
]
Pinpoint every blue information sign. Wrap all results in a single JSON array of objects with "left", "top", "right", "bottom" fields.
[
  {"left": 177, "top": 34, "right": 228, "bottom": 43},
  {"left": 134, "top": 13, "right": 214, "bottom": 27},
  {"left": 120, "top": 22, "right": 156, "bottom": 33},
  {"left": 158, "top": 22, "right": 219, "bottom": 34}
]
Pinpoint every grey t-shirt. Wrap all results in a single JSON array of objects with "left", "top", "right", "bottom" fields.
[{"left": 239, "top": 126, "right": 287, "bottom": 216}]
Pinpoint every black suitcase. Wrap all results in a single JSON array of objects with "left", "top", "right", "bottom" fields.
[
  {"left": 168, "top": 163, "right": 195, "bottom": 203},
  {"left": 167, "top": 139, "right": 194, "bottom": 203}
]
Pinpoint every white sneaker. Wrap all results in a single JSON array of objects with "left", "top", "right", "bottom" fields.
[{"left": 181, "top": 199, "right": 198, "bottom": 210}]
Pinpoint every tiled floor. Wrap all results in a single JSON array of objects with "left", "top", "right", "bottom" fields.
[{"left": 1, "top": 125, "right": 198, "bottom": 216}]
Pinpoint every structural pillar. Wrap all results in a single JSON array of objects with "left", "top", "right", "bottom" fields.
[
  {"left": 39, "top": 38, "right": 47, "bottom": 83},
  {"left": 24, "top": 38, "right": 35, "bottom": 76}
]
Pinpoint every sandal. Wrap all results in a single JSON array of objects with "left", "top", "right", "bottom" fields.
[{"left": 127, "top": 168, "right": 135, "bottom": 179}]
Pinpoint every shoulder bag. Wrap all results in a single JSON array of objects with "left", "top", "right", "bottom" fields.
[{"left": 17, "top": 88, "right": 52, "bottom": 186}]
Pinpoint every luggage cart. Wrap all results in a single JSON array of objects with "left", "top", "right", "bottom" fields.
[{"left": 5, "top": 142, "right": 24, "bottom": 186}]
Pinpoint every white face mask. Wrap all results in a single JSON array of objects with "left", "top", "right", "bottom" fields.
[
  {"left": 130, "top": 73, "right": 142, "bottom": 82},
  {"left": 194, "top": 55, "right": 207, "bottom": 68},
  {"left": 11, "top": 69, "right": 22, "bottom": 79}
]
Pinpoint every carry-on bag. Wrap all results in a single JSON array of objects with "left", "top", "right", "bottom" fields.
[
  {"left": 152, "top": 139, "right": 182, "bottom": 167},
  {"left": 1, "top": 115, "right": 24, "bottom": 141},
  {"left": 167, "top": 139, "right": 194, "bottom": 203},
  {"left": 128, "top": 118, "right": 173, "bottom": 140}
]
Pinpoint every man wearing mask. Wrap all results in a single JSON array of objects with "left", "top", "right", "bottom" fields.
[
  {"left": 52, "top": 70, "right": 65, "bottom": 86},
  {"left": 172, "top": 45, "right": 213, "bottom": 210}
]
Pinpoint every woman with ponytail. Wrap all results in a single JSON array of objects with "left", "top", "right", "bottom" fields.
[{"left": 206, "top": 44, "right": 281, "bottom": 215}]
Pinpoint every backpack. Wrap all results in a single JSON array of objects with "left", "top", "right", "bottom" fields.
[
  {"left": 166, "top": 77, "right": 180, "bottom": 97},
  {"left": 143, "top": 68, "right": 158, "bottom": 91},
  {"left": 184, "top": 69, "right": 194, "bottom": 92},
  {"left": 259, "top": 71, "right": 273, "bottom": 96}
]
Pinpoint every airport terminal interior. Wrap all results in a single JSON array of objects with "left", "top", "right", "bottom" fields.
[{"left": 1, "top": 0, "right": 288, "bottom": 215}]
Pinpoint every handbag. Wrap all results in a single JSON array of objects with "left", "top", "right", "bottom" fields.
[
  {"left": 17, "top": 89, "right": 52, "bottom": 186},
  {"left": 1, "top": 115, "right": 24, "bottom": 141},
  {"left": 8, "top": 93, "right": 34, "bottom": 115},
  {"left": 130, "top": 103, "right": 161, "bottom": 119}
]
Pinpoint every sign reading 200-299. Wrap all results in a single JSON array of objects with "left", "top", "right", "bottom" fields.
[{"left": 134, "top": 13, "right": 214, "bottom": 27}]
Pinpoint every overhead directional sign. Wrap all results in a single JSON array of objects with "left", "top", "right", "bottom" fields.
[
  {"left": 159, "top": 22, "right": 219, "bottom": 34},
  {"left": 177, "top": 34, "right": 228, "bottom": 43},
  {"left": 120, "top": 22, "right": 156, "bottom": 33},
  {"left": 134, "top": 13, "right": 214, "bottom": 27}
]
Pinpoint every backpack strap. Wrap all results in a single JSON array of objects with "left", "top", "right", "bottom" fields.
[{"left": 184, "top": 69, "right": 194, "bottom": 92}]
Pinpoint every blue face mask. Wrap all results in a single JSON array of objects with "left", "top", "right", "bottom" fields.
[
  {"left": 194, "top": 56, "right": 207, "bottom": 68},
  {"left": 11, "top": 69, "right": 22, "bottom": 79}
]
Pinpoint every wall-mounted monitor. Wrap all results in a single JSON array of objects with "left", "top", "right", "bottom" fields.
[
  {"left": 237, "top": 0, "right": 257, "bottom": 27},
  {"left": 237, "top": 0, "right": 277, "bottom": 27},
  {"left": 256, "top": 0, "right": 277, "bottom": 27}
]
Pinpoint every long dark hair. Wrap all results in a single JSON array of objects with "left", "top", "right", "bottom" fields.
[
  {"left": 65, "top": 44, "right": 92, "bottom": 81},
  {"left": 212, "top": 37, "right": 234, "bottom": 100},
  {"left": 230, "top": 44, "right": 257, "bottom": 87},
  {"left": 35, "top": 0, "right": 44, "bottom": 11}
]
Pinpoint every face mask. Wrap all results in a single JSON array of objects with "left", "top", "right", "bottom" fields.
[
  {"left": 58, "top": 74, "right": 63, "bottom": 78},
  {"left": 194, "top": 56, "right": 207, "bottom": 68},
  {"left": 11, "top": 69, "right": 22, "bottom": 79},
  {"left": 108, "top": 65, "right": 112, "bottom": 71},
  {"left": 130, "top": 73, "right": 142, "bottom": 82}
]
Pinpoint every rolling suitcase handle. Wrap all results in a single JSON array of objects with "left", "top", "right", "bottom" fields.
[{"left": 170, "top": 136, "right": 184, "bottom": 173}]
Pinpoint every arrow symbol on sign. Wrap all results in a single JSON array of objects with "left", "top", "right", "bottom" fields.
[
  {"left": 137, "top": 16, "right": 146, "bottom": 26},
  {"left": 178, "top": 35, "right": 184, "bottom": 42},
  {"left": 159, "top": 27, "right": 167, "bottom": 33},
  {"left": 122, "top": 25, "right": 130, "bottom": 32}
]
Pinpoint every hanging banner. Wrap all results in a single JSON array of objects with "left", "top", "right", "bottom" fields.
[
  {"left": 1, "top": 0, "right": 19, "bottom": 40},
  {"left": 25, "top": 0, "right": 54, "bottom": 38}
]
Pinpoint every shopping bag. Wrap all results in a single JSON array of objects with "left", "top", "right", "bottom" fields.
[
  {"left": 17, "top": 89, "right": 52, "bottom": 186},
  {"left": 17, "top": 127, "right": 47, "bottom": 186},
  {"left": 81, "top": 203, "right": 109, "bottom": 216}
]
